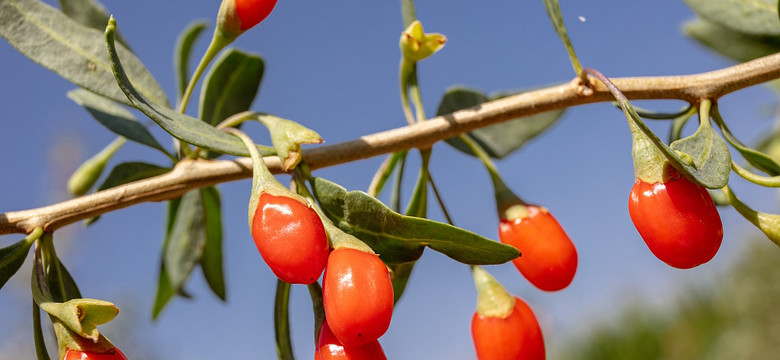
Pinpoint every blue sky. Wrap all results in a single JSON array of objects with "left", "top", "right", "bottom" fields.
[{"left": 1, "top": 1, "right": 779, "bottom": 359}]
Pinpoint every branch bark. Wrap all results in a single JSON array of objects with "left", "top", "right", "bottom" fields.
[{"left": 3, "top": 52, "right": 780, "bottom": 235}]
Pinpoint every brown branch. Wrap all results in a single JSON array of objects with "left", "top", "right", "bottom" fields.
[{"left": 3, "top": 52, "right": 780, "bottom": 235}]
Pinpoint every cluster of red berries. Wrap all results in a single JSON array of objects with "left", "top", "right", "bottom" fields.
[{"left": 251, "top": 192, "right": 393, "bottom": 358}]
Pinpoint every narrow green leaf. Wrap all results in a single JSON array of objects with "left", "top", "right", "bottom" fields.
[
  {"left": 105, "top": 20, "right": 274, "bottom": 157},
  {"left": 404, "top": 151, "right": 429, "bottom": 219},
  {"left": 199, "top": 49, "right": 265, "bottom": 126},
  {"left": 32, "top": 301, "right": 52, "bottom": 360},
  {"left": 684, "top": 0, "right": 780, "bottom": 36},
  {"left": 0, "top": 0, "right": 169, "bottom": 107},
  {"left": 684, "top": 19, "right": 780, "bottom": 63},
  {"left": 307, "top": 283, "right": 325, "bottom": 344},
  {"left": 274, "top": 280, "right": 294, "bottom": 360},
  {"left": 200, "top": 186, "right": 226, "bottom": 301},
  {"left": 44, "top": 255, "right": 82, "bottom": 303},
  {"left": 67, "top": 89, "right": 171, "bottom": 156},
  {"left": 0, "top": 236, "right": 34, "bottom": 290},
  {"left": 542, "top": 0, "right": 582, "bottom": 74},
  {"left": 164, "top": 190, "right": 206, "bottom": 295},
  {"left": 390, "top": 262, "right": 414, "bottom": 305},
  {"left": 58, "top": 0, "right": 130, "bottom": 48},
  {"left": 153, "top": 198, "right": 181, "bottom": 320},
  {"left": 175, "top": 21, "right": 208, "bottom": 98},
  {"left": 712, "top": 106, "right": 780, "bottom": 176},
  {"left": 311, "top": 177, "right": 520, "bottom": 264},
  {"left": 151, "top": 262, "right": 174, "bottom": 320},
  {"left": 437, "top": 87, "right": 564, "bottom": 158}
]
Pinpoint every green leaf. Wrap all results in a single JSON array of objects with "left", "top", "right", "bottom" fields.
[
  {"left": 32, "top": 301, "right": 52, "bottom": 360},
  {"left": 175, "top": 20, "right": 208, "bottom": 98},
  {"left": 0, "top": 236, "right": 35, "bottom": 290},
  {"left": 67, "top": 89, "right": 171, "bottom": 157},
  {"left": 200, "top": 186, "right": 226, "bottom": 301},
  {"left": 712, "top": 106, "right": 780, "bottom": 176},
  {"left": 199, "top": 49, "right": 265, "bottom": 127},
  {"left": 45, "top": 257, "right": 82, "bottom": 303},
  {"left": 310, "top": 177, "right": 520, "bottom": 264},
  {"left": 542, "top": 0, "right": 583, "bottom": 74},
  {"left": 152, "top": 197, "right": 183, "bottom": 320},
  {"left": 668, "top": 113, "right": 732, "bottom": 189},
  {"left": 58, "top": 0, "right": 130, "bottom": 48},
  {"left": 105, "top": 20, "right": 275, "bottom": 157},
  {"left": 437, "top": 87, "right": 564, "bottom": 158},
  {"left": 683, "top": 0, "right": 780, "bottom": 36},
  {"left": 164, "top": 190, "right": 206, "bottom": 295},
  {"left": 274, "top": 280, "right": 294, "bottom": 360},
  {"left": 39, "top": 298, "right": 119, "bottom": 342},
  {"left": 390, "top": 262, "right": 415, "bottom": 304},
  {"left": 96, "top": 162, "right": 170, "bottom": 192},
  {"left": 0, "top": 0, "right": 169, "bottom": 107},
  {"left": 684, "top": 19, "right": 780, "bottom": 63}
]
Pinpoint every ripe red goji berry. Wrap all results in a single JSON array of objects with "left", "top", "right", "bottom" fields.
[
  {"left": 322, "top": 247, "right": 394, "bottom": 347},
  {"left": 251, "top": 192, "right": 329, "bottom": 284},
  {"left": 498, "top": 205, "right": 577, "bottom": 291},
  {"left": 628, "top": 169, "right": 723, "bottom": 269},
  {"left": 316, "top": 320, "right": 387, "bottom": 360},
  {"left": 64, "top": 347, "right": 127, "bottom": 360},
  {"left": 471, "top": 296, "right": 545, "bottom": 360},
  {"left": 234, "top": 0, "right": 278, "bottom": 30}
]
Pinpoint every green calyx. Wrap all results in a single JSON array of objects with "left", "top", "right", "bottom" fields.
[
  {"left": 472, "top": 266, "right": 515, "bottom": 318},
  {"left": 257, "top": 114, "right": 323, "bottom": 171},
  {"left": 221, "top": 128, "right": 302, "bottom": 232},
  {"left": 216, "top": 0, "right": 244, "bottom": 40},
  {"left": 629, "top": 117, "right": 679, "bottom": 184},
  {"left": 53, "top": 320, "right": 115, "bottom": 360},
  {"left": 400, "top": 20, "right": 447, "bottom": 63}
]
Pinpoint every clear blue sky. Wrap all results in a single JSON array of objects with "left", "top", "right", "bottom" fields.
[{"left": 1, "top": 1, "right": 778, "bottom": 359}]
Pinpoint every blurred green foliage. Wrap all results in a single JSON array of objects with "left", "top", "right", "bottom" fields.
[{"left": 560, "top": 239, "right": 780, "bottom": 360}]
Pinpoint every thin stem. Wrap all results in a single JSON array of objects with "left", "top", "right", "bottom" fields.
[
  {"left": 427, "top": 172, "right": 454, "bottom": 225},
  {"left": 176, "top": 37, "right": 222, "bottom": 114},
  {"left": 409, "top": 73, "right": 426, "bottom": 123},
  {"left": 400, "top": 60, "right": 416, "bottom": 125},
  {"left": 274, "top": 280, "right": 294, "bottom": 360},
  {"left": 457, "top": 134, "right": 519, "bottom": 203},
  {"left": 221, "top": 128, "right": 276, "bottom": 186}
]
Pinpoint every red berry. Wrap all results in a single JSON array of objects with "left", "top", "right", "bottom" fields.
[
  {"left": 234, "top": 0, "right": 278, "bottom": 30},
  {"left": 251, "top": 192, "right": 329, "bottom": 284},
  {"left": 317, "top": 320, "right": 387, "bottom": 360},
  {"left": 322, "top": 248, "right": 394, "bottom": 347},
  {"left": 471, "top": 296, "right": 545, "bottom": 360},
  {"left": 628, "top": 171, "right": 723, "bottom": 269},
  {"left": 64, "top": 348, "right": 127, "bottom": 360},
  {"left": 498, "top": 205, "right": 577, "bottom": 291}
]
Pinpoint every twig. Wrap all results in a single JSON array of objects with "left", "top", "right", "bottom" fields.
[{"left": 2, "top": 52, "right": 780, "bottom": 235}]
